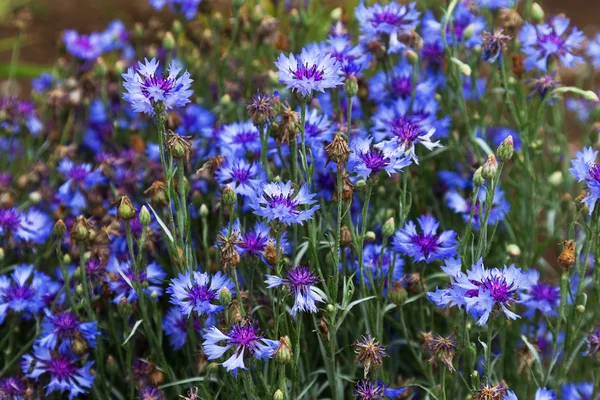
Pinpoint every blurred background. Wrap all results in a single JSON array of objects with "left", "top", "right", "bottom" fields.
[{"left": 0, "top": 0, "right": 599, "bottom": 96}]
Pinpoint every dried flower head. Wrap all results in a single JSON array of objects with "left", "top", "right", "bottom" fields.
[
  {"left": 247, "top": 92, "right": 275, "bottom": 126},
  {"left": 584, "top": 328, "right": 600, "bottom": 356},
  {"left": 216, "top": 228, "right": 243, "bottom": 269},
  {"left": 423, "top": 333, "right": 457, "bottom": 371},
  {"left": 71, "top": 216, "right": 94, "bottom": 242},
  {"left": 354, "top": 333, "right": 388, "bottom": 378},
  {"left": 165, "top": 132, "right": 192, "bottom": 161},
  {"left": 557, "top": 240, "right": 576, "bottom": 272},
  {"left": 498, "top": 8, "right": 523, "bottom": 32},
  {"left": 324, "top": 134, "right": 351, "bottom": 167},
  {"left": 473, "top": 381, "right": 508, "bottom": 400},
  {"left": 144, "top": 181, "right": 168, "bottom": 206},
  {"left": 481, "top": 30, "right": 511, "bottom": 64},
  {"left": 274, "top": 105, "right": 299, "bottom": 145}
]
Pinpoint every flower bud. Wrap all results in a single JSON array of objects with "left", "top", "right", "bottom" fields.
[
  {"left": 390, "top": 283, "right": 408, "bottom": 307},
  {"left": 219, "top": 287, "right": 232, "bottom": 306},
  {"left": 497, "top": 135, "right": 514, "bottom": 161},
  {"left": 145, "top": 181, "right": 168, "bottom": 206},
  {"left": 506, "top": 244, "right": 521, "bottom": 258},
  {"left": 165, "top": 132, "right": 192, "bottom": 160},
  {"left": 330, "top": 7, "right": 342, "bottom": 21},
  {"left": 106, "top": 355, "right": 119, "bottom": 376},
  {"left": 406, "top": 49, "right": 419, "bottom": 65},
  {"left": 0, "top": 248, "right": 4, "bottom": 261},
  {"left": 273, "top": 389, "right": 285, "bottom": 400},
  {"left": 95, "top": 57, "right": 107, "bottom": 77},
  {"left": 382, "top": 218, "right": 395, "bottom": 238},
  {"left": 530, "top": 3, "right": 544, "bottom": 23},
  {"left": 365, "top": 231, "right": 376, "bottom": 242},
  {"left": 324, "top": 134, "right": 351, "bottom": 166},
  {"left": 548, "top": 171, "right": 563, "bottom": 187},
  {"left": 172, "top": 20, "right": 183, "bottom": 35},
  {"left": 344, "top": 75, "right": 359, "bottom": 97},
  {"left": 163, "top": 32, "right": 175, "bottom": 50},
  {"left": 355, "top": 180, "right": 367, "bottom": 191},
  {"left": 72, "top": 337, "right": 88, "bottom": 356},
  {"left": 139, "top": 205, "right": 151, "bottom": 226},
  {"left": 481, "top": 154, "right": 498, "bottom": 180},
  {"left": 463, "top": 24, "right": 475, "bottom": 40},
  {"left": 70, "top": 216, "right": 93, "bottom": 242},
  {"left": 274, "top": 336, "right": 293, "bottom": 365},
  {"left": 340, "top": 225, "right": 352, "bottom": 247},
  {"left": 577, "top": 304, "right": 586, "bottom": 313},
  {"left": 53, "top": 219, "right": 67, "bottom": 237},
  {"left": 113, "top": 196, "right": 137, "bottom": 220},
  {"left": 222, "top": 185, "right": 237, "bottom": 207},
  {"left": 200, "top": 204, "right": 209, "bottom": 218},
  {"left": 63, "top": 254, "right": 71, "bottom": 265},
  {"left": 29, "top": 191, "right": 42, "bottom": 204}
]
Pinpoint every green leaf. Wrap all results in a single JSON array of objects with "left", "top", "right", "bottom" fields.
[
  {"left": 122, "top": 319, "right": 143, "bottom": 346},
  {"left": 335, "top": 296, "right": 376, "bottom": 329},
  {"left": 114, "top": 261, "right": 134, "bottom": 289},
  {"left": 159, "top": 376, "right": 215, "bottom": 389},
  {"left": 147, "top": 203, "right": 175, "bottom": 243},
  {"left": 0, "top": 62, "right": 51, "bottom": 79}
]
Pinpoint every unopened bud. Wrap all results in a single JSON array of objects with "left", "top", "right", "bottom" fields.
[
  {"left": 63, "top": 254, "right": 71, "bottom": 265},
  {"left": 29, "top": 191, "right": 42, "bottom": 204},
  {"left": 355, "top": 180, "right": 367, "bottom": 191},
  {"left": 114, "top": 196, "right": 137, "bottom": 220},
  {"left": 340, "top": 225, "right": 352, "bottom": 247},
  {"left": 163, "top": 32, "right": 175, "bottom": 50},
  {"left": 390, "top": 283, "right": 408, "bottom": 307},
  {"left": 473, "top": 166, "right": 485, "bottom": 186},
  {"left": 406, "top": 49, "right": 419, "bottom": 65},
  {"left": 273, "top": 389, "right": 285, "bottom": 400},
  {"left": 344, "top": 75, "right": 359, "bottom": 97},
  {"left": 382, "top": 218, "right": 395, "bottom": 238},
  {"left": 497, "top": 135, "right": 514, "bottom": 161},
  {"left": 530, "top": 3, "right": 544, "bottom": 23},
  {"left": 365, "top": 231, "right": 376, "bottom": 242},
  {"left": 330, "top": 7, "right": 342, "bottom": 21},
  {"left": 481, "top": 154, "right": 498, "bottom": 180},
  {"left": 172, "top": 20, "right": 183, "bottom": 35},
  {"left": 200, "top": 204, "right": 209, "bottom": 218},
  {"left": 53, "top": 219, "right": 67, "bottom": 237},
  {"left": 106, "top": 355, "right": 119, "bottom": 376},
  {"left": 139, "top": 206, "right": 151, "bottom": 226},
  {"left": 219, "top": 287, "right": 232, "bottom": 306},
  {"left": 95, "top": 57, "right": 107, "bottom": 77},
  {"left": 506, "top": 244, "right": 521, "bottom": 257},
  {"left": 463, "top": 24, "right": 475, "bottom": 40},
  {"left": 577, "top": 304, "right": 585, "bottom": 313},
  {"left": 70, "top": 216, "right": 93, "bottom": 242},
  {"left": 583, "top": 91, "right": 600, "bottom": 103},
  {"left": 222, "top": 186, "right": 237, "bottom": 206},
  {"left": 274, "top": 336, "right": 293, "bottom": 365},
  {"left": 0, "top": 248, "right": 4, "bottom": 261},
  {"left": 72, "top": 337, "right": 88, "bottom": 356},
  {"left": 548, "top": 171, "right": 563, "bottom": 187}
]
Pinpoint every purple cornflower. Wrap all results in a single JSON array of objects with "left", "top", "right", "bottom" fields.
[
  {"left": 251, "top": 181, "right": 319, "bottom": 226},
  {"left": 355, "top": 2, "right": 420, "bottom": 54},
  {"left": 445, "top": 186, "right": 510, "bottom": 231},
  {"left": 149, "top": 0, "right": 201, "bottom": 20},
  {"left": 265, "top": 266, "right": 323, "bottom": 315},
  {"left": 368, "top": 58, "right": 438, "bottom": 103},
  {"left": 237, "top": 222, "right": 288, "bottom": 263},
  {"left": 569, "top": 147, "right": 600, "bottom": 213},
  {"left": 428, "top": 257, "right": 530, "bottom": 325},
  {"left": 534, "top": 388, "right": 557, "bottom": 400},
  {"left": 302, "top": 107, "right": 335, "bottom": 147},
  {"left": 0, "top": 376, "right": 27, "bottom": 398},
  {"left": 22, "top": 346, "right": 94, "bottom": 399},
  {"left": 62, "top": 30, "right": 105, "bottom": 60},
  {"left": 521, "top": 270, "right": 560, "bottom": 317},
  {"left": 392, "top": 215, "right": 458, "bottom": 264},
  {"left": 0, "top": 208, "right": 52, "bottom": 245},
  {"left": 371, "top": 98, "right": 444, "bottom": 164},
  {"left": 275, "top": 46, "right": 344, "bottom": 97},
  {"left": 519, "top": 17, "right": 585, "bottom": 72},
  {"left": 57, "top": 158, "right": 105, "bottom": 215},
  {"left": 349, "top": 137, "right": 411, "bottom": 179},
  {"left": 122, "top": 58, "right": 193, "bottom": 115},
  {"left": 163, "top": 307, "right": 203, "bottom": 350},
  {"left": 167, "top": 270, "right": 234, "bottom": 317},
  {"left": 0, "top": 264, "right": 47, "bottom": 324},
  {"left": 215, "top": 159, "right": 264, "bottom": 197},
  {"left": 354, "top": 380, "right": 384, "bottom": 399},
  {"left": 203, "top": 321, "right": 279, "bottom": 372},
  {"left": 584, "top": 328, "right": 600, "bottom": 356},
  {"left": 421, "top": 3, "right": 485, "bottom": 50},
  {"left": 138, "top": 385, "right": 165, "bottom": 400},
  {"left": 324, "top": 36, "right": 368, "bottom": 78},
  {"left": 587, "top": 33, "right": 600, "bottom": 70},
  {"left": 38, "top": 309, "right": 99, "bottom": 353},
  {"left": 528, "top": 73, "right": 560, "bottom": 98},
  {"left": 106, "top": 257, "right": 166, "bottom": 304},
  {"left": 348, "top": 244, "right": 404, "bottom": 290},
  {"left": 219, "top": 121, "right": 261, "bottom": 157},
  {"left": 32, "top": 73, "right": 54, "bottom": 93}
]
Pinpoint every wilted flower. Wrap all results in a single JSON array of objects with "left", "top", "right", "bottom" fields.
[
  {"left": 354, "top": 333, "right": 387, "bottom": 378},
  {"left": 569, "top": 147, "right": 600, "bottom": 214},
  {"left": 423, "top": 333, "right": 457, "bottom": 371},
  {"left": 481, "top": 30, "right": 511, "bottom": 64}
]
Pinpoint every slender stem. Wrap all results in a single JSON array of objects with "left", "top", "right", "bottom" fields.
[{"left": 357, "top": 185, "right": 373, "bottom": 296}]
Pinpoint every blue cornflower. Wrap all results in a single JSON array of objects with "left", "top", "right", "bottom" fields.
[
  {"left": 324, "top": 36, "right": 369, "bottom": 78},
  {"left": 354, "top": 380, "right": 385, "bottom": 399},
  {"left": 167, "top": 270, "right": 234, "bottom": 317},
  {"left": 561, "top": 382, "right": 594, "bottom": 400},
  {"left": 519, "top": 17, "right": 585, "bottom": 72},
  {"left": 265, "top": 265, "right": 323, "bottom": 315},
  {"left": 349, "top": 137, "right": 411, "bottom": 179},
  {"left": 392, "top": 215, "right": 457, "bottom": 263},
  {"left": 149, "top": 0, "right": 201, "bottom": 20},
  {"left": 22, "top": 346, "right": 93, "bottom": 399},
  {"left": 138, "top": 386, "right": 164, "bottom": 400},
  {"left": 275, "top": 46, "right": 344, "bottom": 97},
  {"left": 122, "top": 58, "right": 193, "bottom": 115},
  {"left": 101, "top": 20, "right": 130, "bottom": 52},
  {"left": 177, "top": 104, "right": 215, "bottom": 136},
  {"left": 368, "top": 58, "right": 438, "bottom": 103},
  {"left": 38, "top": 309, "right": 99, "bottom": 353},
  {"left": 348, "top": 244, "right": 404, "bottom": 290},
  {"left": 355, "top": 2, "right": 420, "bottom": 54},
  {"left": 534, "top": 388, "right": 557, "bottom": 400},
  {"left": 32, "top": 73, "right": 54, "bottom": 93},
  {"left": 106, "top": 257, "right": 166, "bottom": 304},
  {"left": 251, "top": 181, "right": 319, "bottom": 226},
  {"left": 476, "top": 0, "right": 514, "bottom": 9},
  {"left": 301, "top": 107, "right": 334, "bottom": 147},
  {"left": 0, "top": 376, "right": 27, "bottom": 398},
  {"left": 438, "top": 170, "right": 472, "bottom": 191},
  {"left": 57, "top": 158, "right": 105, "bottom": 215},
  {"left": 428, "top": 257, "right": 530, "bottom": 325},
  {"left": 569, "top": 147, "right": 600, "bottom": 213},
  {"left": 587, "top": 33, "right": 600, "bottom": 70},
  {"left": 445, "top": 186, "right": 510, "bottom": 230},
  {"left": 371, "top": 97, "right": 445, "bottom": 164},
  {"left": 0, "top": 208, "right": 52, "bottom": 245},
  {"left": 0, "top": 264, "right": 47, "bottom": 324},
  {"left": 215, "top": 160, "right": 265, "bottom": 197},
  {"left": 203, "top": 321, "right": 279, "bottom": 372},
  {"left": 219, "top": 121, "right": 261, "bottom": 157},
  {"left": 237, "top": 222, "right": 288, "bottom": 262},
  {"left": 62, "top": 30, "right": 105, "bottom": 60},
  {"left": 521, "top": 270, "right": 560, "bottom": 317},
  {"left": 421, "top": 3, "right": 485, "bottom": 49},
  {"left": 163, "top": 307, "right": 203, "bottom": 350},
  {"left": 505, "top": 390, "right": 518, "bottom": 400},
  {"left": 483, "top": 127, "right": 522, "bottom": 151}
]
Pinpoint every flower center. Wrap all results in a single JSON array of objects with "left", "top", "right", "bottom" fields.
[
  {"left": 391, "top": 117, "right": 422, "bottom": 143},
  {"left": 68, "top": 166, "right": 88, "bottom": 183},
  {"left": 232, "top": 166, "right": 251, "bottom": 183},
  {"left": 360, "top": 148, "right": 389, "bottom": 173},
  {"left": 482, "top": 275, "right": 515, "bottom": 303},
  {"left": 530, "top": 283, "right": 559, "bottom": 304},
  {"left": 188, "top": 284, "right": 217, "bottom": 303},
  {"left": 140, "top": 74, "right": 177, "bottom": 100},
  {"left": 287, "top": 267, "right": 320, "bottom": 287},
  {"left": 47, "top": 355, "right": 78, "bottom": 379},
  {"left": 292, "top": 63, "right": 324, "bottom": 81},
  {"left": 242, "top": 232, "right": 268, "bottom": 253},
  {"left": 0, "top": 209, "right": 22, "bottom": 231},
  {"left": 234, "top": 130, "right": 259, "bottom": 145},
  {"left": 53, "top": 312, "right": 81, "bottom": 336},
  {"left": 6, "top": 284, "right": 35, "bottom": 302},
  {"left": 371, "top": 11, "right": 403, "bottom": 27},
  {"left": 412, "top": 234, "right": 439, "bottom": 256},
  {"left": 229, "top": 324, "right": 261, "bottom": 348},
  {"left": 390, "top": 76, "right": 412, "bottom": 98}
]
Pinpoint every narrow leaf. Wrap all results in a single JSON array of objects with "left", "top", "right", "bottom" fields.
[{"left": 123, "top": 320, "right": 143, "bottom": 346}]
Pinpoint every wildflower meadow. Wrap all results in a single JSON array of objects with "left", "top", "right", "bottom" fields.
[{"left": 2, "top": 0, "right": 600, "bottom": 399}]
